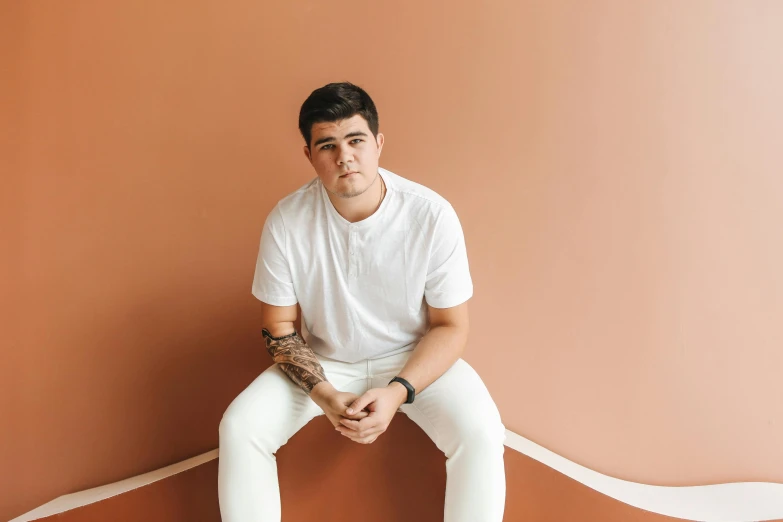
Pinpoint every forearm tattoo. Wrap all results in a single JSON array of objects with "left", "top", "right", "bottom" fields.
[{"left": 262, "top": 328, "right": 327, "bottom": 395}]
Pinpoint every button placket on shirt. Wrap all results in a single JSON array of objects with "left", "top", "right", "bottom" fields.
[{"left": 348, "top": 227, "right": 357, "bottom": 279}]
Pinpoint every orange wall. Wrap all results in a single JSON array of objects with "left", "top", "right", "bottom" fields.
[{"left": 3, "top": 0, "right": 782, "bottom": 520}]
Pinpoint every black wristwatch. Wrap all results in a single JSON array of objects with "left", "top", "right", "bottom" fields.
[{"left": 388, "top": 376, "right": 416, "bottom": 404}]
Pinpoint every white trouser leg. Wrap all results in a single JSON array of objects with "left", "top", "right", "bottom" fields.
[
  {"left": 372, "top": 355, "right": 507, "bottom": 522},
  {"left": 218, "top": 358, "right": 368, "bottom": 522},
  {"left": 217, "top": 364, "right": 323, "bottom": 522},
  {"left": 220, "top": 352, "right": 505, "bottom": 522}
]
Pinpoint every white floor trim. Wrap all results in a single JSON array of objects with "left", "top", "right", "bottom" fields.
[
  {"left": 9, "top": 449, "right": 218, "bottom": 522},
  {"left": 503, "top": 430, "right": 783, "bottom": 522},
  {"left": 9, "top": 432, "right": 783, "bottom": 522}
]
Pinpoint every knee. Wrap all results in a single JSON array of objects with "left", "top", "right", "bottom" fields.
[
  {"left": 218, "top": 401, "right": 288, "bottom": 455},
  {"left": 451, "top": 418, "right": 506, "bottom": 457},
  {"left": 469, "top": 420, "right": 506, "bottom": 449},
  {"left": 218, "top": 405, "right": 247, "bottom": 444},
  {"left": 219, "top": 403, "right": 262, "bottom": 448}
]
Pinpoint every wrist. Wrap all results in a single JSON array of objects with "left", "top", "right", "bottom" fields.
[
  {"left": 311, "top": 381, "right": 335, "bottom": 403},
  {"left": 388, "top": 381, "right": 409, "bottom": 406}
]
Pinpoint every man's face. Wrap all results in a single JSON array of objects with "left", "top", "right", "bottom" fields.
[{"left": 303, "top": 114, "right": 384, "bottom": 199}]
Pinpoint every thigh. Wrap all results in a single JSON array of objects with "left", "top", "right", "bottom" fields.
[
  {"left": 220, "top": 356, "right": 370, "bottom": 451},
  {"left": 219, "top": 363, "right": 325, "bottom": 452},
  {"left": 400, "top": 359, "right": 506, "bottom": 455}
]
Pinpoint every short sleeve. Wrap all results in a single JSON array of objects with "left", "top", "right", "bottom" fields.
[
  {"left": 251, "top": 205, "right": 298, "bottom": 306},
  {"left": 424, "top": 204, "right": 473, "bottom": 308}
]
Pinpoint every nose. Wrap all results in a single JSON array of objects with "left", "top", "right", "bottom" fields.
[{"left": 337, "top": 145, "right": 355, "bottom": 166}]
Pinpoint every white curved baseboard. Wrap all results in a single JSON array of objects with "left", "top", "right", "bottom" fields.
[
  {"left": 9, "top": 449, "right": 219, "bottom": 522},
  {"left": 10, "top": 431, "right": 783, "bottom": 522},
  {"left": 503, "top": 430, "right": 783, "bottom": 522}
]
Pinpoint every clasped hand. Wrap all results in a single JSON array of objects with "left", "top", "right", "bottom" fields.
[
  {"left": 337, "top": 386, "right": 406, "bottom": 444},
  {"left": 313, "top": 382, "right": 406, "bottom": 445}
]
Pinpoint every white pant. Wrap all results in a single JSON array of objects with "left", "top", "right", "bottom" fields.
[{"left": 218, "top": 349, "right": 506, "bottom": 522}]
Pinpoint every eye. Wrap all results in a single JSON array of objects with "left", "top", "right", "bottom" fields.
[{"left": 321, "top": 140, "right": 362, "bottom": 151}]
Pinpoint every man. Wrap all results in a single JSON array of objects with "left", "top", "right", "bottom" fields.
[{"left": 218, "top": 82, "right": 506, "bottom": 522}]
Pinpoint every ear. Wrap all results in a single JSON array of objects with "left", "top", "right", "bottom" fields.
[
  {"left": 302, "top": 144, "right": 312, "bottom": 163},
  {"left": 376, "top": 132, "right": 384, "bottom": 156}
]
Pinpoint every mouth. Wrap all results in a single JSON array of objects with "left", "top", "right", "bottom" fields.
[{"left": 339, "top": 171, "right": 358, "bottom": 178}]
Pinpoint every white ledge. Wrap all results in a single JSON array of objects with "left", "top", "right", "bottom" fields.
[
  {"left": 503, "top": 430, "right": 783, "bottom": 522},
  {"left": 10, "top": 432, "right": 783, "bottom": 522},
  {"left": 9, "top": 449, "right": 219, "bottom": 522}
]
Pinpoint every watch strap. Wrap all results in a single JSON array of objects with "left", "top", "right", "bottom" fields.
[{"left": 389, "top": 376, "right": 415, "bottom": 404}]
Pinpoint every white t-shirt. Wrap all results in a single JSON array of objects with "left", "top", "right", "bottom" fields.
[{"left": 251, "top": 167, "right": 473, "bottom": 363}]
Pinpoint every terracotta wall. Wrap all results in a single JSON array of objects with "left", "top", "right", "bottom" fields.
[{"left": 3, "top": 0, "right": 782, "bottom": 520}]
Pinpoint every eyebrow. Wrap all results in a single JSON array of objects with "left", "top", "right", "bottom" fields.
[{"left": 312, "top": 131, "right": 369, "bottom": 148}]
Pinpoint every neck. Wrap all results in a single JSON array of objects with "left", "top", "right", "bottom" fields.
[{"left": 327, "top": 172, "right": 386, "bottom": 223}]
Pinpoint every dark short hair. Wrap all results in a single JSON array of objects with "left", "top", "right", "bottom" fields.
[{"left": 298, "top": 82, "right": 379, "bottom": 149}]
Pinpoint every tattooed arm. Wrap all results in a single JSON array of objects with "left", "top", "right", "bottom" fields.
[
  {"left": 259, "top": 303, "right": 370, "bottom": 427},
  {"left": 259, "top": 301, "right": 330, "bottom": 396},
  {"left": 262, "top": 328, "right": 326, "bottom": 395}
]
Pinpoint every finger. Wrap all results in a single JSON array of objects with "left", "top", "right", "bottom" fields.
[
  {"left": 336, "top": 426, "right": 358, "bottom": 439},
  {"left": 346, "top": 392, "right": 375, "bottom": 415},
  {"left": 358, "top": 414, "right": 383, "bottom": 428},
  {"left": 340, "top": 416, "right": 380, "bottom": 431},
  {"left": 337, "top": 424, "right": 374, "bottom": 437},
  {"left": 339, "top": 418, "right": 377, "bottom": 431},
  {"left": 339, "top": 418, "right": 361, "bottom": 430},
  {"left": 353, "top": 433, "right": 380, "bottom": 444},
  {"left": 340, "top": 417, "right": 382, "bottom": 432},
  {"left": 340, "top": 431, "right": 377, "bottom": 444},
  {"left": 343, "top": 409, "right": 369, "bottom": 420},
  {"left": 336, "top": 425, "right": 384, "bottom": 440}
]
